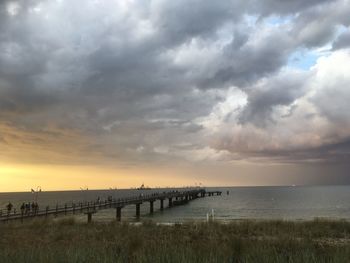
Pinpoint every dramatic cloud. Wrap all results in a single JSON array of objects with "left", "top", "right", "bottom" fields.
[
  {"left": 1, "top": 0, "right": 350, "bottom": 172},
  {"left": 208, "top": 50, "right": 350, "bottom": 164}
]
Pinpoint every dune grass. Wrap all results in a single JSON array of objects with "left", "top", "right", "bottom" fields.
[{"left": 1, "top": 218, "right": 350, "bottom": 262}]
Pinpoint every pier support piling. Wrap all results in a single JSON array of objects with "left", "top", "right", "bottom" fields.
[
  {"left": 168, "top": 198, "right": 173, "bottom": 207},
  {"left": 87, "top": 212, "right": 92, "bottom": 223},
  {"left": 160, "top": 199, "right": 164, "bottom": 210},
  {"left": 150, "top": 201, "right": 154, "bottom": 214},
  {"left": 136, "top": 203, "right": 141, "bottom": 219},
  {"left": 116, "top": 206, "right": 122, "bottom": 222}
]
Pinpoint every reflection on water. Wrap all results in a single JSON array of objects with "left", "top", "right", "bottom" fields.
[{"left": 1, "top": 186, "right": 350, "bottom": 222}]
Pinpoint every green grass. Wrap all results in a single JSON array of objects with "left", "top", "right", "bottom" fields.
[{"left": 1, "top": 218, "right": 350, "bottom": 262}]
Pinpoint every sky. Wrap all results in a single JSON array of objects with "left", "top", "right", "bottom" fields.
[{"left": 1, "top": 0, "right": 350, "bottom": 192}]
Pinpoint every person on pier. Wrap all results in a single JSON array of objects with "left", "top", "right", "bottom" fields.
[
  {"left": 20, "top": 203, "right": 25, "bottom": 215},
  {"left": 34, "top": 203, "right": 39, "bottom": 215},
  {"left": 25, "top": 203, "right": 30, "bottom": 214},
  {"left": 6, "top": 202, "right": 13, "bottom": 215}
]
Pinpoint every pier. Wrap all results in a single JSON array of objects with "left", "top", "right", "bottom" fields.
[{"left": 0, "top": 189, "right": 221, "bottom": 223}]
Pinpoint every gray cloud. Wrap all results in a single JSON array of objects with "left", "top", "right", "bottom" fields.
[
  {"left": 333, "top": 30, "right": 350, "bottom": 50},
  {"left": 252, "top": 0, "right": 333, "bottom": 16},
  {"left": 151, "top": 0, "right": 244, "bottom": 44}
]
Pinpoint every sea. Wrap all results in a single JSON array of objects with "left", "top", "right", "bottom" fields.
[{"left": 1, "top": 186, "right": 350, "bottom": 223}]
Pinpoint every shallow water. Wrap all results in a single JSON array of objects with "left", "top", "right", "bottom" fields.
[{"left": 1, "top": 186, "right": 350, "bottom": 222}]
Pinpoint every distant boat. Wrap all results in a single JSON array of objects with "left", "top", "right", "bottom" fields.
[{"left": 136, "top": 183, "right": 152, "bottom": 190}]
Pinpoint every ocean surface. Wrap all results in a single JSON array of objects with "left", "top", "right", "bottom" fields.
[{"left": 1, "top": 186, "right": 350, "bottom": 222}]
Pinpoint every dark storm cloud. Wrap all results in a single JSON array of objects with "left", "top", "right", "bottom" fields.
[
  {"left": 246, "top": 139, "right": 350, "bottom": 165},
  {"left": 0, "top": 0, "right": 350, "bottom": 167},
  {"left": 201, "top": 29, "right": 293, "bottom": 89},
  {"left": 239, "top": 71, "right": 309, "bottom": 127}
]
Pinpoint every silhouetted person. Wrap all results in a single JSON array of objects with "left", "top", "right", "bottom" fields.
[
  {"left": 31, "top": 202, "right": 36, "bottom": 215},
  {"left": 20, "top": 203, "right": 25, "bottom": 215},
  {"left": 6, "top": 202, "right": 13, "bottom": 215}
]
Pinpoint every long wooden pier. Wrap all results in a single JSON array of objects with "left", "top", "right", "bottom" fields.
[{"left": 0, "top": 189, "right": 221, "bottom": 223}]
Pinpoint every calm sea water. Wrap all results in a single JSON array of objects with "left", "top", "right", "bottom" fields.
[{"left": 1, "top": 186, "right": 350, "bottom": 222}]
